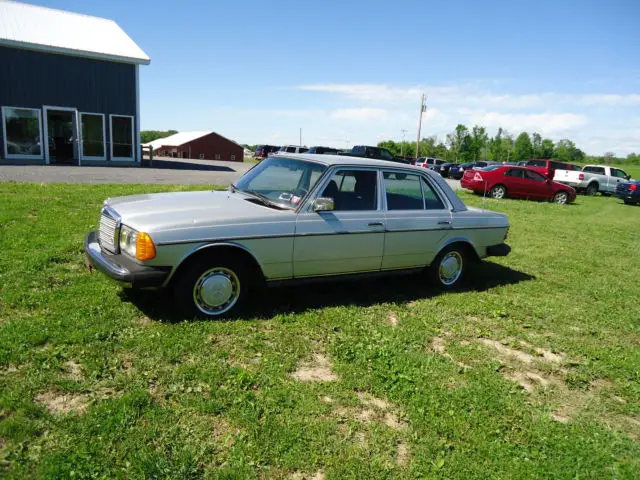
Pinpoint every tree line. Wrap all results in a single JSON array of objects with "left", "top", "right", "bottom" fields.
[
  {"left": 140, "top": 130, "right": 178, "bottom": 144},
  {"left": 378, "top": 124, "right": 640, "bottom": 166}
]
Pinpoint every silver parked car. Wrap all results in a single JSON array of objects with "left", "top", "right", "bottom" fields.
[{"left": 85, "top": 154, "right": 511, "bottom": 319}]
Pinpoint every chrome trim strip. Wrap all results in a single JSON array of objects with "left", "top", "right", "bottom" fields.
[{"left": 155, "top": 226, "right": 505, "bottom": 246}]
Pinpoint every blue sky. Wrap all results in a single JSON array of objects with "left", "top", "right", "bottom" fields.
[{"left": 37, "top": 0, "right": 640, "bottom": 155}]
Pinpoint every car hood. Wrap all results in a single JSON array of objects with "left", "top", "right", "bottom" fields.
[{"left": 105, "top": 190, "right": 293, "bottom": 234}]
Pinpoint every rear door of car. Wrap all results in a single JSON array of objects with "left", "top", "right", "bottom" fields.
[
  {"left": 293, "top": 168, "right": 385, "bottom": 277},
  {"left": 381, "top": 170, "right": 452, "bottom": 269},
  {"left": 503, "top": 168, "right": 527, "bottom": 196}
]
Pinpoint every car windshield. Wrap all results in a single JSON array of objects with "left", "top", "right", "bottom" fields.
[{"left": 233, "top": 157, "right": 327, "bottom": 209}]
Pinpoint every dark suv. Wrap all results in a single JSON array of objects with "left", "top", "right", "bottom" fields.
[
  {"left": 342, "top": 145, "right": 409, "bottom": 164},
  {"left": 255, "top": 145, "right": 279, "bottom": 160},
  {"left": 307, "top": 146, "right": 340, "bottom": 155}
]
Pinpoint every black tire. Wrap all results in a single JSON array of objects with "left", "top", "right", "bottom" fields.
[
  {"left": 624, "top": 199, "right": 637, "bottom": 205},
  {"left": 489, "top": 184, "right": 507, "bottom": 199},
  {"left": 553, "top": 190, "right": 570, "bottom": 205},
  {"left": 427, "top": 245, "right": 468, "bottom": 289},
  {"left": 172, "top": 254, "right": 253, "bottom": 319},
  {"left": 585, "top": 183, "right": 598, "bottom": 196}
]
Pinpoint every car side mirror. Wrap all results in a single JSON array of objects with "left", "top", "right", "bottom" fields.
[{"left": 312, "top": 197, "right": 335, "bottom": 212}]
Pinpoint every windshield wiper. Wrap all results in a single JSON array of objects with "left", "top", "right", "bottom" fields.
[{"left": 241, "top": 190, "right": 291, "bottom": 210}]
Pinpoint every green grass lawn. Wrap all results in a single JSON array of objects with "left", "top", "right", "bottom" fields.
[{"left": 1, "top": 182, "right": 639, "bottom": 479}]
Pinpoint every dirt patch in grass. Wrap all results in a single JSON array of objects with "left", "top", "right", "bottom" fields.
[
  {"left": 396, "top": 441, "right": 410, "bottom": 467},
  {"left": 335, "top": 392, "right": 407, "bottom": 431},
  {"left": 429, "top": 337, "right": 446, "bottom": 354},
  {"left": 63, "top": 360, "right": 83, "bottom": 381},
  {"left": 291, "top": 354, "right": 338, "bottom": 382},
  {"left": 504, "top": 370, "right": 562, "bottom": 393},
  {"left": 36, "top": 391, "right": 90, "bottom": 415},
  {"left": 0, "top": 364, "right": 20, "bottom": 375},
  {"left": 388, "top": 311, "right": 399, "bottom": 327},
  {"left": 289, "top": 471, "right": 325, "bottom": 480}
]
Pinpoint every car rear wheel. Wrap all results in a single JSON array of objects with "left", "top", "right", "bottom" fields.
[
  {"left": 489, "top": 185, "right": 507, "bottom": 199},
  {"left": 428, "top": 245, "right": 467, "bottom": 289},
  {"left": 585, "top": 183, "right": 598, "bottom": 196},
  {"left": 553, "top": 191, "right": 570, "bottom": 205},
  {"left": 173, "top": 256, "right": 252, "bottom": 319},
  {"left": 624, "top": 199, "right": 637, "bottom": 205}
]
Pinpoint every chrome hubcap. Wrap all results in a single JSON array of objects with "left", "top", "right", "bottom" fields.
[
  {"left": 492, "top": 187, "right": 505, "bottom": 199},
  {"left": 193, "top": 267, "right": 240, "bottom": 315},
  {"left": 439, "top": 252, "right": 463, "bottom": 286},
  {"left": 556, "top": 193, "right": 568, "bottom": 204}
]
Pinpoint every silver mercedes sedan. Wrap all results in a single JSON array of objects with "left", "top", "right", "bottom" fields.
[{"left": 85, "top": 154, "right": 511, "bottom": 319}]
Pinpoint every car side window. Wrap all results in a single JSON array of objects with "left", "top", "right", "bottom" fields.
[
  {"left": 524, "top": 170, "right": 546, "bottom": 182},
  {"left": 550, "top": 161, "right": 566, "bottom": 170},
  {"left": 612, "top": 168, "right": 628, "bottom": 178},
  {"left": 380, "top": 149, "right": 393, "bottom": 160},
  {"left": 421, "top": 178, "right": 446, "bottom": 210},
  {"left": 384, "top": 172, "right": 423, "bottom": 210},
  {"left": 321, "top": 170, "right": 378, "bottom": 211},
  {"left": 505, "top": 169, "right": 524, "bottom": 178},
  {"left": 584, "top": 166, "right": 605, "bottom": 175}
]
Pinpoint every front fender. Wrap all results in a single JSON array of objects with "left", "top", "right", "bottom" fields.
[{"left": 163, "top": 241, "right": 265, "bottom": 286}]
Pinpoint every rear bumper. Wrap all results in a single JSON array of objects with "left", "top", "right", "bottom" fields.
[
  {"left": 84, "top": 231, "right": 170, "bottom": 288},
  {"left": 486, "top": 243, "right": 511, "bottom": 257}
]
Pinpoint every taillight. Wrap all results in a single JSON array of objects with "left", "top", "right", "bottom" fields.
[
  {"left": 630, "top": 184, "right": 638, "bottom": 191},
  {"left": 578, "top": 173, "right": 584, "bottom": 180},
  {"left": 473, "top": 172, "right": 483, "bottom": 182}
]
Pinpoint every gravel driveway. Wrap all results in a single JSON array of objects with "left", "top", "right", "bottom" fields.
[
  {"left": 0, "top": 158, "right": 253, "bottom": 185},
  {"left": 0, "top": 157, "right": 460, "bottom": 189}
]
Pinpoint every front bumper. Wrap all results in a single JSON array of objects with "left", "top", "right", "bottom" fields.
[
  {"left": 84, "top": 231, "right": 170, "bottom": 288},
  {"left": 486, "top": 243, "right": 511, "bottom": 257}
]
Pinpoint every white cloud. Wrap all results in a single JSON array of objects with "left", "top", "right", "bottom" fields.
[
  {"left": 330, "top": 107, "right": 388, "bottom": 121},
  {"left": 459, "top": 110, "right": 589, "bottom": 136}
]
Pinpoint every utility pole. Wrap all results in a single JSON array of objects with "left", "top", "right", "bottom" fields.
[
  {"left": 400, "top": 129, "right": 407, "bottom": 157},
  {"left": 299, "top": 127, "right": 302, "bottom": 146},
  {"left": 416, "top": 94, "right": 427, "bottom": 159}
]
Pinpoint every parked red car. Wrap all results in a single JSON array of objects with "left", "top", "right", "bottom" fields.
[{"left": 461, "top": 165, "right": 576, "bottom": 204}]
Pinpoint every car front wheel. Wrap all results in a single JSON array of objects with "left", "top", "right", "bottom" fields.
[
  {"left": 553, "top": 191, "right": 570, "bottom": 205},
  {"left": 173, "top": 256, "right": 252, "bottom": 319},
  {"left": 428, "top": 245, "right": 467, "bottom": 289}
]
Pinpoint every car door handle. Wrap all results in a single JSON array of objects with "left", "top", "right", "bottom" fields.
[
  {"left": 438, "top": 220, "right": 452, "bottom": 225},
  {"left": 368, "top": 222, "right": 384, "bottom": 227}
]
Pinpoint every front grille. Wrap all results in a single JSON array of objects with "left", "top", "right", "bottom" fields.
[{"left": 98, "top": 207, "right": 120, "bottom": 253}]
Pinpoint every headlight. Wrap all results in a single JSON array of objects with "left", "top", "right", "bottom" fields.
[{"left": 119, "top": 225, "right": 138, "bottom": 257}]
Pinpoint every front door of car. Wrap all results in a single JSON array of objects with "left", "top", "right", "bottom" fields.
[
  {"left": 521, "top": 169, "right": 550, "bottom": 198},
  {"left": 610, "top": 168, "right": 629, "bottom": 192},
  {"left": 293, "top": 168, "right": 385, "bottom": 277},
  {"left": 381, "top": 171, "right": 452, "bottom": 269}
]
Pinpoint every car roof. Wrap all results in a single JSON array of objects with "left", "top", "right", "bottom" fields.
[{"left": 276, "top": 153, "right": 420, "bottom": 170}]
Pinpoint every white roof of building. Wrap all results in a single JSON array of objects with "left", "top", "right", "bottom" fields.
[
  {"left": 143, "top": 132, "right": 214, "bottom": 150},
  {"left": 0, "top": 1, "right": 150, "bottom": 65}
]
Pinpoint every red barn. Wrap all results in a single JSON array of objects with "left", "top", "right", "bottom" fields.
[{"left": 144, "top": 131, "right": 243, "bottom": 162}]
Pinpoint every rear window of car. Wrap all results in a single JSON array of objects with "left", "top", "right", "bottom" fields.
[
  {"left": 460, "top": 163, "right": 473, "bottom": 168},
  {"left": 479, "top": 165, "right": 502, "bottom": 172},
  {"left": 550, "top": 161, "right": 567, "bottom": 170},
  {"left": 526, "top": 160, "right": 547, "bottom": 167},
  {"left": 583, "top": 166, "right": 606, "bottom": 175}
]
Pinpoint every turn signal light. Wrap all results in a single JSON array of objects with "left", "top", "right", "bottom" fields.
[{"left": 136, "top": 232, "right": 156, "bottom": 261}]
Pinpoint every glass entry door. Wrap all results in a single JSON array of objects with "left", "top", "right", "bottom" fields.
[{"left": 44, "top": 107, "right": 79, "bottom": 165}]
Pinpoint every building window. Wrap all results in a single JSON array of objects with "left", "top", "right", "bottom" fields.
[
  {"left": 80, "top": 113, "right": 106, "bottom": 160},
  {"left": 231, "top": 154, "right": 236, "bottom": 161},
  {"left": 199, "top": 153, "right": 205, "bottom": 160},
  {"left": 109, "top": 114, "right": 134, "bottom": 161},
  {"left": 1, "top": 107, "right": 43, "bottom": 160},
  {"left": 215, "top": 154, "right": 221, "bottom": 160}
]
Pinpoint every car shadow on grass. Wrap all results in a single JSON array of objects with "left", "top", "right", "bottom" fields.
[{"left": 119, "top": 261, "right": 535, "bottom": 323}]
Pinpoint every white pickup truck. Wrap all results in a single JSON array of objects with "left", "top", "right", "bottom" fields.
[{"left": 553, "top": 165, "right": 632, "bottom": 196}]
